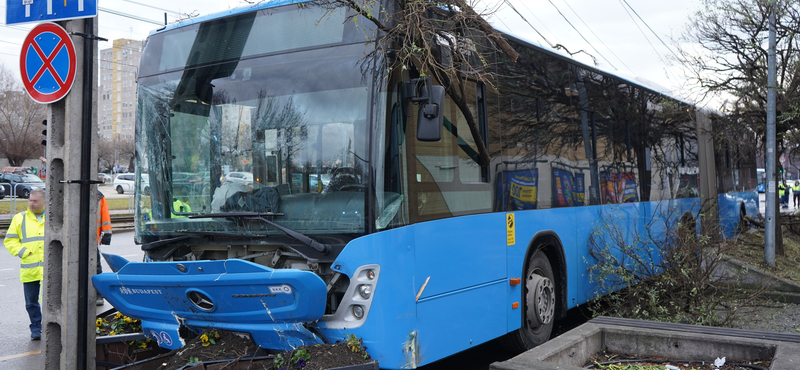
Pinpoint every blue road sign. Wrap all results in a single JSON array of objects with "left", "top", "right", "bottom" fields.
[{"left": 6, "top": 0, "right": 98, "bottom": 25}]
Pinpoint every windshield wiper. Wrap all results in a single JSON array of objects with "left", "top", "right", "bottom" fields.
[
  {"left": 190, "top": 212, "right": 331, "bottom": 255},
  {"left": 141, "top": 230, "right": 251, "bottom": 251}
]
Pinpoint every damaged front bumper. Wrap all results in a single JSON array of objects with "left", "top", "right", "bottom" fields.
[{"left": 92, "top": 255, "right": 327, "bottom": 350}]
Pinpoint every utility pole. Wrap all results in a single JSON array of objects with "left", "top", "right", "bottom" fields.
[{"left": 765, "top": 3, "right": 777, "bottom": 267}]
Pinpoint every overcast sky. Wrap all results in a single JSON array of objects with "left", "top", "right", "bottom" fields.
[{"left": 0, "top": 0, "right": 703, "bottom": 102}]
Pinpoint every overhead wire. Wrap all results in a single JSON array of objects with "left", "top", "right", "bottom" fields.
[
  {"left": 119, "top": 0, "right": 182, "bottom": 16},
  {"left": 515, "top": 0, "right": 567, "bottom": 48},
  {"left": 545, "top": 0, "right": 618, "bottom": 70},
  {"left": 99, "top": 7, "right": 163, "bottom": 26},
  {"left": 615, "top": 0, "right": 678, "bottom": 84},
  {"left": 619, "top": 0, "right": 683, "bottom": 62},
  {"left": 501, "top": 0, "right": 557, "bottom": 49},
  {"left": 559, "top": 0, "right": 635, "bottom": 75}
]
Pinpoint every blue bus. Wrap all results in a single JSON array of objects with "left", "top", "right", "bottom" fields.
[{"left": 93, "top": 0, "right": 760, "bottom": 368}]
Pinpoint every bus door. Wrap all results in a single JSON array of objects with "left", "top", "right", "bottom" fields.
[{"left": 404, "top": 79, "right": 508, "bottom": 357}]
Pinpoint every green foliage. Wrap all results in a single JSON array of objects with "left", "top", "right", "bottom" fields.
[
  {"left": 586, "top": 205, "right": 756, "bottom": 326},
  {"left": 292, "top": 349, "right": 310, "bottom": 364},
  {"left": 345, "top": 333, "right": 371, "bottom": 360},
  {"left": 96, "top": 312, "right": 141, "bottom": 336},
  {"left": 275, "top": 348, "right": 311, "bottom": 370},
  {"left": 199, "top": 329, "right": 219, "bottom": 347},
  {"left": 274, "top": 354, "right": 287, "bottom": 369}
]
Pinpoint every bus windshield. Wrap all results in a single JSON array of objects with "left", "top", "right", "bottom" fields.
[{"left": 135, "top": 5, "right": 373, "bottom": 238}]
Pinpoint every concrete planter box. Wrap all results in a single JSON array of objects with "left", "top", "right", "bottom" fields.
[
  {"left": 96, "top": 332, "right": 171, "bottom": 370},
  {"left": 179, "top": 360, "right": 379, "bottom": 370},
  {"left": 106, "top": 352, "right": 379, "bottom": 370},
  {"left": 491, "top": 317, "right": 800, "bottom": 370}
]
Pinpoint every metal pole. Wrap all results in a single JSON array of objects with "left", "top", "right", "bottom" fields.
[
  {"left": 765, "top": 4, "right": 777, "bottom": 267},
  {"left": 75, "top": 17, "right": 96, "bottom": 370}
]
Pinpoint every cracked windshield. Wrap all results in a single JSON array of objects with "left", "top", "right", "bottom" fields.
[{"left": 135, "top": 6, "right": 371, "bottom": 237}]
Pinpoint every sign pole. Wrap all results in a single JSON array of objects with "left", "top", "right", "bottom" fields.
[
  {"left": 74, "top": 16, "right": 95, "bottom": 370},
  {"left": 765, "top": 3, "right": 777, "bottom": 267}
]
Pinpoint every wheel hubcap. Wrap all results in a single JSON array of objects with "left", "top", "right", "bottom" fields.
[{"left": 526, "top": 272, "right": 555, "bottom": 329}]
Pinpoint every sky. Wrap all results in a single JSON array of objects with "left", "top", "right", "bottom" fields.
[{"left": 0, "top": 0, "right": 704, "bottom": 103}]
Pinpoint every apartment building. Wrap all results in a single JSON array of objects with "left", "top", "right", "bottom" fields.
[{"left": 99, "top": 39, "right": 142, "bottom": 143}]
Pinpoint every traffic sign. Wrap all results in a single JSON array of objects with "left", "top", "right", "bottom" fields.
[
  {"left": 780, "top": 156, "right": 787, "bottom": 164},
  {"left": 6, "top": 0, "right": 98, "bottom": 25},
  {"left": 20, "top": 22, "right": 76, "bottom": 104}
]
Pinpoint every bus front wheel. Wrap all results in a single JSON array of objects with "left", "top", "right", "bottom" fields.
[
  {"left": 502, "top": 250, "right": 556, "bottom": 352},
  {"left": 524, "top": 251, "right": 555, "bottom": 344}
]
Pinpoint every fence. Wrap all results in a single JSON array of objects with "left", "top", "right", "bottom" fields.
[{"left": 0, "top": 215, "right": 135, "bottom": 237}]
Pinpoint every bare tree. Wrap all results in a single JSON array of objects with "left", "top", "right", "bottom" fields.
[
  {"left": 97, "top": 137, "right": 115, "bottom": 172},
  {"left": 0, "top": 65, "right": 47, "bottom": 166},
  {"left": 677, "top": 0, "right": 800, "bottom": 154},
  {"left": 313, "top": 0, "right": 518, "bottom": 166},
  {"left": 117, "top": 136, "right": 135, "bottom": 172}
]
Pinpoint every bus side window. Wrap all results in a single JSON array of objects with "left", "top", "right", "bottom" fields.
[{"left": 407, "top": 81, "right": 491, "bottom": 222}]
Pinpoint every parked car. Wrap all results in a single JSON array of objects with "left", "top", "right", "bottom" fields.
[
  {"left": 0, "top": 183, "right": 5, "bottom": 199},
  {"left": 113, "top": 173, "right": 149, "bottom": 194},
  {"left": 98, "top": 173, "right": 112, "bottom": 183},
  {"left": 0, "top": 173, "right": 46, "bottom": 198},
  {"left": 222, "top": 172, "right": 253, "bottom": 186}
]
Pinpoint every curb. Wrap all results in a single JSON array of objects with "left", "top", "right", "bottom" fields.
[{"left": 713, "top": 253, "right": 800, "bottom": 293}]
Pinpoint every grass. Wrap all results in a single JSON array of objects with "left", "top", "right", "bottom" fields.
[
  {"left": 727, "top": 225, "right": 800, "bottom": 284},
  {"left": 0, "top": 197, "right": 134, "bottom": 215}
]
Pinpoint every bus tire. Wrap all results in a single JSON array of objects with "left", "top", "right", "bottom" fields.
[{"left": 502, "top": 249, "right": 556, "bottom": 352}]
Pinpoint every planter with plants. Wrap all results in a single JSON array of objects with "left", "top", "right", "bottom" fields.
[{"left": 95, "top": 310, "right": 170, "bottom": 370}]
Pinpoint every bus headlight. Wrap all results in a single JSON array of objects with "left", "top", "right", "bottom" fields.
[
  {"left": 358, "top": 284, "right": 372, "bottom": 299},
  {"left": 352, "top": 305, "right": 365, "bottom": 319}
]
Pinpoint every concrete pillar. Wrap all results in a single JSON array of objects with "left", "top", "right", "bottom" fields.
[{"left": 42, "top": 18, "right": 99, "bottom": 370}]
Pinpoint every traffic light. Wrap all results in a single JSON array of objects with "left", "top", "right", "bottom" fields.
[{"left": 41, "top": 119, "right": 47, "bottom": 146}]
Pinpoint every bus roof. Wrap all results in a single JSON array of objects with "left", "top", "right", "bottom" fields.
[
  {"left": 149, "top": 0, "right": 695, "bottom": 107},
  {"left": 495, "top": 24, "right": 696, "bottom": 107},
  {"left": 149, "top": 0, "right": 313, "bottom": 35}
]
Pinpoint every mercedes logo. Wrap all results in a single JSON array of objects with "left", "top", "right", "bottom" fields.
[{"left": 187, "top": 291, "right": 214, "bottom": 311}]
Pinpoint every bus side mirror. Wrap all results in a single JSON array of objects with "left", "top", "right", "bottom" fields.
[
  {"left": 405, "top": 77, "right": 445, "bottom": 142},
  {"left": 417, "top": 85, "right": 444, "bottom": 142}
]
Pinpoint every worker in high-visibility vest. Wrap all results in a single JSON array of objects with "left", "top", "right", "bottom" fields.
[
  {"left": 3, "top": 188, "right": 45, "bottom": 340},
  {"left": 95, "top": 191, "right": 112, "bottom": 306},
  {"left": 172, "top": 198, "right": 192, "bottom": 218},
  {"left": 793, "top": 181, "right": 800, "bottom": 208},
  {"left": 779, "top": 179, "right": 788, "bottom": 208}
]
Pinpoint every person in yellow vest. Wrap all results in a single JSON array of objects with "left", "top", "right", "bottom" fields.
[
  {"left": 172, "top": 198, "right": 192, "bottom": 218},
  {"left": 4, "top": 188, "right": 45, "bottom": 340},
  {"left": 95, "top": 190, "right": 112, "bottom": 306},
  {"left": 793, "top": 181, "right": 800, "bottom": 208},
  {"left": 779, "top": 180, "right": 788, "bottom": 208}
]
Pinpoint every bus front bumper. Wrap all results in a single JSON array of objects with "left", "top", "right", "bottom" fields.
[{"left": 92, "top": 255, "right": 327, "bottom": 350}]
